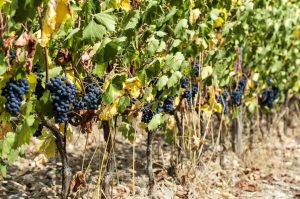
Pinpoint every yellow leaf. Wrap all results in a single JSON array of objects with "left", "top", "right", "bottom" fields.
[
  {"left": 99, "top": 100, "right": 119, "bottom": 120},
  {"left": 119, "top": 0, "right": 131, "bottom": 12},
  {"left": 139, "top": 122, "right": 148, "bottom": 129},
  {"left": 214, "top": 17, "right": 224, "bottom": 28},
  {"left": 41, "top": 0, "right": 71, "bottom": 47},
  {"left": 189, "top": 8, "right": 201, "bottom": 25},
  {"left": 213, "top": 102, "right": 223, "bottom": 113},
  {"left": 173, "top": 96, "right": 180, "bottom": 106},
  {"left": 166, "top": 116, "right": 176, "bottom": 130},
  {"left": 38, "top": 131, "right": 57, "bottom": 158},
  {"left": 65, "top": 69, "right": 83, "bottom": 92},
  {"left": 124, "top": 77, "right": 141, "bottom": 98},
  {"left": 0, "top": 123, "right": 13, "bottom": 140}
]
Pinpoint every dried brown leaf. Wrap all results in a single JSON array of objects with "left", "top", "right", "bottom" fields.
[{"left": 70, "top": 171, "right": 87, "bottom": 193}]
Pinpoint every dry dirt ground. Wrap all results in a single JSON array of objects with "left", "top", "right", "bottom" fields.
[{"left": 0, "top": 124, "right": 300, "bottom": 199}]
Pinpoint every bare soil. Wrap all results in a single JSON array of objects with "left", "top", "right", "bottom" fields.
[{"left": 0, "top": 125, "right": 300, "bottom": 199}]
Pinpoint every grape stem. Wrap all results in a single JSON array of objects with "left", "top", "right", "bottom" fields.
[{"left": 38, "top": 113, "right": 72, "bottom": 199}]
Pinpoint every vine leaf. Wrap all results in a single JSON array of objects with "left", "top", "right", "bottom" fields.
[
  {"left": 167, "top": 71, "right": 182, "bottom": 88},
  {"left": 41, "top": 0, "right": 71, "bottom": 47},
  {"left": 148, "top": 113, "right": 164, "bottom": 131},
  {"left": 118, "top": 96, "right": 130, "bottom": 113},
  {"left": 156, "top": 75, "right": 168, "bottom": 91},
  {"left": 118, "top": 122, "right": 135, "bottom": 142},
  {"left": 83, "top": 20, "right": 106, "bottom": 43},
  {"left": 124, "top": 10, "right": 140, "bottom": 30},
  {"left": 94, "top": 13, "right": 116, "bottom": 32},
  {"left": 38, "top": 130, "right": 57, "bottom": 158}
]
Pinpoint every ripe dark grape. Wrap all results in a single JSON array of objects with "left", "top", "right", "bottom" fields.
[
  {"left": 182, "top": 90, "right": 192, "bottom": 109},
  {"left": 130, "top": 98, "right": 137, "bottom": 105},
  {"left": 141, "top": 102, "right": 154, "bottom": 123},
  {"left": 33, "top": 124, "right": 43, "bottom": 137},
  {"left": 2, "top": 78, "right": 30, "bottom": 115},
  {"left": 47, "top": 76, "right": 78, "bottom": 123},
  {"left": 163, "top": 96, "right": 174, "bottom": 113},
  {"left": 230, "top": 90, "right": 243, "bottom": 106},
  {"left": 230, "top": 77, "right": 247, "bottom": 106},
  {"left": 259, "top": 86, "right": 279, "bottom": 108},
  {"left": 192, "top": 84, "right": 198, "bottom": 97},
  {"left": 217, "top": 91, "right": 229, "bottom": 113},
  {"left": 9, "top": 49, "right": 16, "bottom": 65},
  {"left": 83, "top": 85, "right": 102, "bottom": 110},
  {"left": 181, "top": 76, "right": 190, "bottom": 88},
  {"left": 33, "top": 64, "right": 45, "bottom": 100}
]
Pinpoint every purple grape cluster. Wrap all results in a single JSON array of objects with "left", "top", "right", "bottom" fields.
[
  {"left": 259, "top": 86, "right": 279, "bottom": 108},
  {"left": 83, "top": 85, "right": 102, "bottom": 110},
  {"left": 181, "top": 76, "right": 190, "bottom": 88},
  {"left": 2, "top": 78, "right": 30, "bottom": 115},
  {"left": 230, "top": 77, "right": 247, "bottom": 106},
  {"left": 141, "top": 102, "right": 154, "bottom": 123},
  {"left": 47, "top": 76, "right": 78, "bottom": 123},
  {"left": 182, "top": 90, "right": 192, "bottom": 109},
  {"left": 33, "top": 124, "right": 43, "bottom": 137},
  {"left": 163, "top": 96, "right": 175, "bottom": 113},
  {"left": 33, "top": 64, "right": 45, "bottom": 100},
  {"left": 9, "top": 49, "right": 16, "bottom": 65}
]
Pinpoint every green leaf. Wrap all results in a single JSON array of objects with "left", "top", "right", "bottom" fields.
[
  {"left": 83, "top": 20, "right": 106, "bottom": 43},
  {"left": 118, "top": 122, "right": 135, "bottom": 142},
  {"left": 210, "top": 9, "right": 220, "bottom": 20},
  {"left": 124, "top": 10, "right": 140, "bottom": 30},
  {"left": 111, "top": 74, "right": 126, "bottom": 90},
  {"left": 165, "top": 52, "right": 185, "bottom": 71},
  {"left": 201, "top": 66, "right": 213, "bottom": 80},
  {"left": 12, "top": 0, "right": 42, "bottom": 22},
  {"left": 167, "top": 71, "right": 182, "bottom": 88},
  {"left": 118, "top": 96, "right": 130, "bottom": 113},
  {"left": 174, "top": 19, "right": 188, "bottom": 37},
  {"left": 94, "top": 13, "right": 116, "bottom": 32},
  {"left": 47, "top": 67, "right": 63, "bottom": 79},
  {"left": 65, "top": 28, "right": 80, "bottom": 41},
  {"left": 1, "top": 132, "right": 15, "bottom": 158},
  {"left": 156, "top": 75, "right": 168, "bottom": 91},
  {"left": 0, "top": 161, "right": 6, "bottom": 178},
  {"left": 148, "top": 113, "right": 164, "bottom": 131},
  {"left": 92, "top": 63, "right": 107, "bottom": 76},
  {"left": 147, "top": 37, "right": 160, "bottom": 55},
  {"left": 13, "top": 117, "right": 39, "bottom": 148}
]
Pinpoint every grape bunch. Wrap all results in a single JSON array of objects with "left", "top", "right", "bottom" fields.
[
  {"left": 230, "top": 76, "right": 247, "bottom": 106},
  {"left": 2, "top": 78, "right": 30, "bottom": 115},
  {"left": 259, "top": 86, "right": 279, "bottom": 108},
  {"left": 217, "top": 91, "right": 229, "bottom": 113},
  {"left": 182, "top": 90, "right": 192, "bottom": 109},
  {"left": 192, "top": 84, "right": 198, "bottom": 97},
  {"left": 83, "top": 85, "right": 102, "bottom": 110},
  {"left": 47, "top": 76, "right": 78, "bottom": 123},
  {"left": 141, "top": 102, "right": 154, "bottom": 123},
  {"left": 181, "top": 76, "right": 190, "bottom": 88},
  {"left": 9, "top": 49, "right": 16, "bottom": 65},
  {"left": 163, "top": 96, "right": 175, "bottom": 113},
  {"left": 33, "top": 124, "right": 43, "bottom": 137},
  {"left": 32, "top": 64, "right": 45, "bottom": 100}
]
